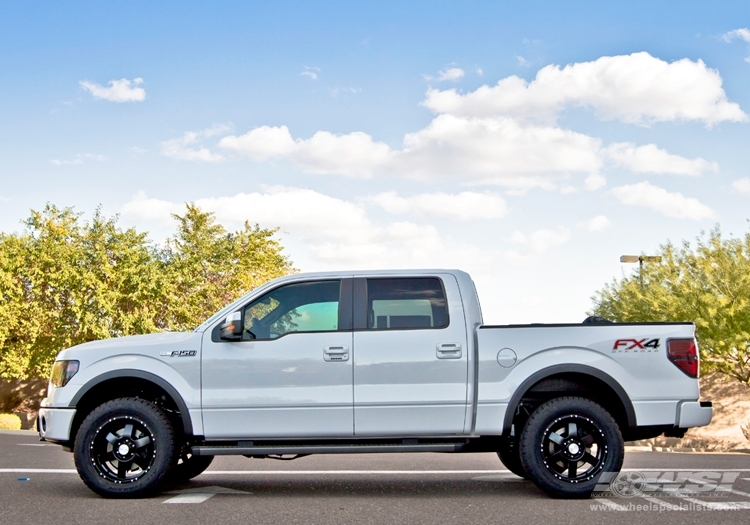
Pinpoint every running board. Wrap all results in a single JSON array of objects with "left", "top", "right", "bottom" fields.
[{"left": 192, "top": 442, "right": 466, "bottom": 456}]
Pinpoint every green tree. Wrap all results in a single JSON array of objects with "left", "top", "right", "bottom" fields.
[
  {"left": 0, "top": 205, "right": 165, "bottom": 378},
  {"left": 160, "top": 204, "right": 295, "bottom": 331},
  {"left": 0, "top": 203, "right": 295, "bottom": 379},
  {"left": 591, "top": 227, "right": 750, "bottom": 385}
]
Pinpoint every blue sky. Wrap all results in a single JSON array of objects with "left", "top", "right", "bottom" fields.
[{"left": 2, "top": 1, "right": 749, "bottom": 323}]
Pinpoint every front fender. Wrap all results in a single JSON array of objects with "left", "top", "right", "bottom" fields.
[{"left": 46, "top": 355, "right": 202, "bottom": 436}]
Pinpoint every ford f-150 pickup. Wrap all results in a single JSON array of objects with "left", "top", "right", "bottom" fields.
[{"left": 38, "top": 269, "right": 713, "bottom": 498}]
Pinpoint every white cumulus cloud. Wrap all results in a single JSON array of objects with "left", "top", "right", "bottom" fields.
[
  {"left": 161, "top": 125, "right": 230, "bottom": 162},
  {"left": 436, "top": 67, "right": 465, "bottom": 82},
  {"left": 120, "top": 187, "right": 493, "bottom": 269},
  {"left": 610, "top": 181, "right": 717, "bottom": 220},
  {"left": 605, "top": 143, "right": 719, "bottom": 176},
  {"left": 80, "top": 78, "right": 146, "bottom": 102},
  {"left": 50, "top": 153, "right": 106, "bottom": 166},
  {"left": 368, "top": 191, "right": 508, "bottom": 220},
  {"left": 731, "top": 178, "right": 750, "bottom": 195},
  {"left": 220, "top": 116, "right": 602, "bottom": 190},
  {"left": 508, "top": 227, "right": 571, "bottom": 253},
  {"left": 220, "top": 127, "right": 393, "bottom": 177},
  {"left": 301, "top": 66, "right": 320, "bottom": 80},
  {"left": 422, "top": 52, "right": 746, "bottom": 125},
  {"left": 200, "top": 52, "right": 738, "bottom": 192},
  {"left": 577, "top": 215, "right": 611, "bottom": 231},
  {"left": 722, "top": 28, "right": 750, "bottom": 63},
  {"left": 722, "top": 28, "right": 750, "bottom": 43}
]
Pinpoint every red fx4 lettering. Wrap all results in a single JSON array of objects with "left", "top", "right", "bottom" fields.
[{"left": 613, "top": 338, "right": 660, "bottom": 351}]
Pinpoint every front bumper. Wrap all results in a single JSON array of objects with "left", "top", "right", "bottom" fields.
[
  {"left": 677, "top": 400, "right": 713, "bottom": 428},
  {"left": 38, "top": 407, "right": 76, "bottom": 442}
]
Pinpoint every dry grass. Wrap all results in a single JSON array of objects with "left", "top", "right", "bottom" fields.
[{"left": 0, "top": 413, "right": 22, "bottom": 430}]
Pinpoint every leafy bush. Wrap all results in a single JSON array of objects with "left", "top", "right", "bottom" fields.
[
  {"left": 591, "top": 227, "right": 750, "bottom": 386},
  {"left": 0, "top": 413, "right": 22, "bottom": 430},
  {"left": 0, "top": 204, "right": 295, "bottom": 380}
]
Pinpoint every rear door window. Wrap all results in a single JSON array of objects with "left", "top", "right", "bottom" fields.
[{"left": 366, "top": 277, "right": 448, "bottom": 330}]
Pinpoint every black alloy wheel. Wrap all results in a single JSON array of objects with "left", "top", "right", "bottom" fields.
[
  {"left": 540, "top": 414, "right": 605, "bottom": 482},
  {"left": 519, "top": 396, "right": 624, "bottom": 498},
  {"left": 90, "top": 416, "right": 156, "bottom": 483},
  {"left": 74, "top": 397, "right": 177, "bottom": 498}
]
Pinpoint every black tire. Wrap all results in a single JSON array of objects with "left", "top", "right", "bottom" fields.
[
  {"left": 496, "top": 436, "right": 527, "bottom": 479},
  {"left": 519, "top": 396, "right": 624, "bottom": 499},
  {"left": 171, "top": 451, "right": 214, "bottom": 483},
  {"left": 73, "top": 397, "right": 177, "bottom": 498}
]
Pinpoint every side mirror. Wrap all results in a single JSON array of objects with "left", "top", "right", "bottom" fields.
[{"left": 220, "top": 311, "right": 243, "bottom": 341}]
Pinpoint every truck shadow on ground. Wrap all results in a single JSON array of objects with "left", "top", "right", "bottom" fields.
[{"left": 167, "top": 476, "right": 544, "bottom": 500}]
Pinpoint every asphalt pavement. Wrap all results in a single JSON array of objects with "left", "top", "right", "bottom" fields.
[{"left": 2, "top": 429, "right": 750, "bottom": 524}]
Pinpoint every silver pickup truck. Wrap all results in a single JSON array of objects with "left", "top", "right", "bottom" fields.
[{"left": 38, "top": 269, "right": 712, "bottom": 498}]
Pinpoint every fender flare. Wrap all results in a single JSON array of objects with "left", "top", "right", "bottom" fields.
[
  {"left": 502, "top": 364, "right": 637, "bottom": 434},
  {"left": 69, "top": 369, "right": 194, "bottom": 436}
]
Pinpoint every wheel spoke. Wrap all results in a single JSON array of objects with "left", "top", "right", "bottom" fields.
[
  {"left": 547, "top": 432, "right": 564, "bottom": 445},
  {"left": 567, "top": 461, "right": 578, "bottom": 478},
  {"left": 549, "top": 459, "right": 566, "bottom": 474},
  {"left": 117, "top": 460, "right": 132, "bottom": 479},
  {"left": 582, "top": 452, "right": 598, "bottom": 465},
  {"left": 567, "top": 422, "right": 578, "bottom": 438},
  {"left": 122, "top": 424, "right": 134, "bottom": 439},
  {"left": 105, "top": 432, "right": 119, "bottom": 446},
  {"left": 132, "top": 453, "right": 150, "bottom": 470},
  {"left": 133, "top": 436, "right": 151, "bottom": 449},
  {"left": 580, "top": 434, "right": 595, "bottom": 447}
]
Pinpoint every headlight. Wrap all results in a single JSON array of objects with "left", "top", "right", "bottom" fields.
[{"left": 50, "top": 360, "right": 79, "bottom": 388}]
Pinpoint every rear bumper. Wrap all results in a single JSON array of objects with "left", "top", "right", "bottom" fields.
[
  {"left": 677, "top": 400, "right": 713, "bottom": 428},
  {"left": 38, "top": 406, "right": 76, "bottom": 442}
]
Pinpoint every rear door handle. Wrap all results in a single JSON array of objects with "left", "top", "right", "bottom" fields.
[
  {"left": 436, "top": 343, "right": 462, "bottom": 359},
  {"left": 324, "top": 345, "right": 349, "bottom": 362}
]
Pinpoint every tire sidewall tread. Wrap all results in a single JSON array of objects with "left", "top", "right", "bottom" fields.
[
  {"left": 519, "top": 396, "right": 624, "bottom": 499},
  {"left": 73, "top": 397, "right": 177, "bottom": 498}
]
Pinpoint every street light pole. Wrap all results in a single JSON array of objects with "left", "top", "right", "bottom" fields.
[{"left": 620, "top": 255, "right": 662, "bottom": 288}]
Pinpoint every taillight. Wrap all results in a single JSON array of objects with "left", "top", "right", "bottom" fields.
[{"left": 667, "top": 339, "right": 698, "bottom": 378}]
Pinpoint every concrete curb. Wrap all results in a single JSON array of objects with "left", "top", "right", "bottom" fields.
[
  {"left": 625, "top": 445, "right": 750, "bottom": 454},
  {"left": 0, "top": 429, "right": 38, "bottom": 436}
]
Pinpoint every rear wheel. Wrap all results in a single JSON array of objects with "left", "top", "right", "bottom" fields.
[
  {"left": 496, "top": 436, "right": 527, "bottom": 479},
  {"left": 519, "top": 396, "right": 623, "bottom": 498},
  {"left": 171, "top": 449, "right": 214, "bottom": 482},
  {"left": 73, "top": 397, "right": 177, "bottom": 498}
]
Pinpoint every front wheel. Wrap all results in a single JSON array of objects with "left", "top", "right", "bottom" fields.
[
  {"left": 519, "top": 396, "right": 623, "bottom": 499},
  {"left": 73, "top": 397, "right": 177, "bottom": 498}
]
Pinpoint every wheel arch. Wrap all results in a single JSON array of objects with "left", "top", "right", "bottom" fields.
[
  {"left": 503, "top": 364, "right": 637, "bottom": 435},
  {"left": 69, "top": 370, "right": 194, "bottom": 441}
]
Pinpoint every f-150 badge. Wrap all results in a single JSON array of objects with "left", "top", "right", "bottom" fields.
[{"left": 160, "top": 350, "right": 197, "bottom": 357}]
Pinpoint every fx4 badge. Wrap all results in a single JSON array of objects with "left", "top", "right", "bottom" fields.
[
  {"left": 612, "top": 338, "right": 660, "bottom": 353},
  {"left": 160, "top": 350, "right": 197, "bottom": 357}
]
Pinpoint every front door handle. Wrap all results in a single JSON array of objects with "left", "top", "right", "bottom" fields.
[
  {"left": 324, "top": 345, "right": 349, "bottom": 362},
  {"left": 436, "top": 343, "right": 462, "bottom": 359}
]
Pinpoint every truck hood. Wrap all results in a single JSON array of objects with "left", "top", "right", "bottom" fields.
[{"left": 57, "top": 332, "right": 201, "bottom": 361}]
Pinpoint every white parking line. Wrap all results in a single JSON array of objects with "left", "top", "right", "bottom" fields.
[
  {"left": 637, "top": 495, "right": 684, "bottom": 510},
  {"left": 164, "top": 494, "right": 215, "bottom": 504},
  {"left": 1, "top": 468, "right": 748, "bottom": 476},
  {"left": 0, "top": 469, "right": 77, "bottom": 474},
  {"left": 202, "top": 469, "right": 510, "bottom": 475}
]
